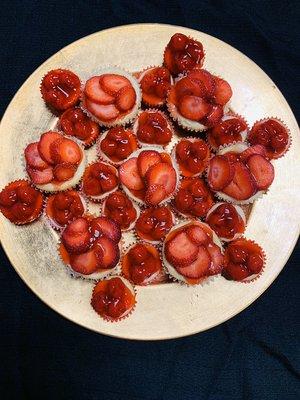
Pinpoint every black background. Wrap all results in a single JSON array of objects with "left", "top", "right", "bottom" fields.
[{"left": 1, "top": 1, "right": 299, "bottom": 399}]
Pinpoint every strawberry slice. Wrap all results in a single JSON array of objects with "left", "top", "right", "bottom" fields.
[
  {"left": 145, "top": 162, "right": 177, "bottom": 195},
  {"left": 213, "top": 77, "right": 233, "bottom": 105},
  {"left": 201, "top": 104, "right": 223, "bottom": 127},
  {"left": 207, "top": 243, "right": 224, "bottom": 275},
  {"left": 38, "top": 131, "right": 62, "bottom": 164},
  {"left": 175, "top": 77, "right": 205, "bottom": 101},
  {"left": 137, "top": 150, "right": 162, "bottom": 177},
  {"left": 185, "top": 225, "right": 208, "bottom": 245},
  {"left": 222, "top": 162, "right": 257, "bottom": 200},
  {"left": 100, "top": 74, "right": 131, "bottom": 95},
  {"left": 70, "top": 249, "right": 99, "bottom": 275},
  {"left": 62, "top": 217, "right": 92, "bottom": 254},
  {"left": 245, "top": 154, "right": 274, "bottom": 190},
  {"left": 119, "top": 157, "right": 144, "bottom": 190},
  {"left": 53, "top": 163, "right": 76, "bottom": 182},
  {"left": 85, "top": 98, "right": 120, "bottom": 121},
  {"left": 176, "top": 246, "right": 211, "bottom": 278},
  {"left": 90, "top": 216, "right": 121, "bottom": 243},
  {"left": 27, "top": 166, "right": 53, "bottom": 184},
  {"left": 165, "top": 231, "right": 198, "bottom": 267},
  {"left": 25, "top": 142, "right": 49, "bottom": 170},
  {"left": 115, "top": 86, "right": 136, "bottom": 111},
  {"left": 145, "top": 184, "right": 166, "bottom": 206},
  {"left": 178, "top": 95, "right": 210, "bottom": 121},
  {"left": 240, "top": 145, "right": 267, "bottom": 162},
  {"left": 93, "top": 236, "right": 120, "bottom": 269},
  {"left": 208, "top": 155, "right": 234, "bottom": 191},
  {"left": 188, "top": 69, "right": 216, "bottom": 97},
  {"left": 50, "top": 138, "right": 82, "bottom": 165},
  {"left": 84, "top": 76, "right": 115, "bottom": 104}
]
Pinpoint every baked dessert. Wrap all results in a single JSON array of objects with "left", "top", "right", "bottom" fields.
[
  {"left": 174, "top": 138, "right": 210, "bottom": 177},
  {"left": 82, "top": 162, "right": 118, "bottom": 202},
  {"left": 138, "top": 66, "right": 172, "bottom": 107}
]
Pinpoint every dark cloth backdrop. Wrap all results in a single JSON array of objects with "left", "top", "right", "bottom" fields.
[{"left": 1, "top": 1, "right": 299, "bottom": 399}]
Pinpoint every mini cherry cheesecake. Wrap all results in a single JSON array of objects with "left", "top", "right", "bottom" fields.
[
  {"left": 162, "top": 220, "right": 224, "bottom": 285},
  {"left": 206, "top": 202, "right": 246, "bottom": 241},
  {"left": 59, "top": 216, "right": 121, "bottom": 279},
  {"left": 133, "top": 109, "right": 173, "bottom": 147},
  {"left": 82, "top": 162, "right": 118, "bottom": 202},
  {"left": 222, "top": 237, "right": 265, "bottom": 281},
  {"left": 40, "top": 69, "right": 81, "bottom": 111},
  {"left": 135, "top": 206, "right": 175, "bottom": 243},
  {"left": 164, "top": 33, "right": 205, "bottom": 76},
  {"left": 59, "top": 107, "right": 100, "bottom": 148},
  {"left": 119, "top": 148, "right": 179, "bottom": 206},
  {"left": 174, "top": 138, "right": 210, "bottom": 177},
  {"left": 81, "top": 67, "right": 141, "bottom": 127},
  {"left": 122, "top": 243, "right": 167, "bottom": 285},
  {"left": 0, "top": 180, "right": 43, "bottom": 225},
  {"left": 91, "top": 276, "right": 136, "bottom": 321},
  {"left": 138, "top": 66, "right": 173, "bottom": 107},
  {"left": 98, "top": 127, "right": 138, "bottom": 165},
  {"left": 207, "top": 114, "right": 248, "bottom": 150},
  {"left": 102, "top": 190, "right": 139, "bottom": 231},
  {"left": 45, "top": 191, "right": 86, "bottom": 230},
  {"left": 207, "top": 143, "right": 275, "bottom": 204},
  {"left": 247, "top": 118, "right": 291, "bottom": 159},
  {"left": 25, "top": 131, "right": 85, "bottom": 192},
  {"left": 173, "top": 177, "right": 214, "bottom": 218},
  {"left": 167, "top": 69, "right": 232, "bottom": 131}
]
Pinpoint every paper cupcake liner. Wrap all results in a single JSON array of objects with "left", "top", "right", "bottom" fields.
[
  {"left": 90, "top": 276, "right": 137, "bottom": 322},
  {"left": 247, "top": 117, "right": 292, "bottom": 160},
  {"left": 96, "top": 128, "right": 139, "bottom": 167},
  {"left": 80, "top": 161, "right": 119, "bottom": 203},
  {"left": 132, "top": 108, "right": 175, "bottom": 148},
  {"left": 80, "top": 65, "right": 142, "bottom": 128}
]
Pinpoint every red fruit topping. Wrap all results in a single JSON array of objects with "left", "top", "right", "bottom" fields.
[
  {"left": 174, "top": 77, "right": 205, "bottom": 102},
  {"left": 100, "top": 74, "right": 131, "bottom": 95},
  {"left": 137, "top": 150, "right": 162, "bottom": 177},
  {"left": 201, "top": 104, "right": 224, "bottom": 128},
  {"left": 248, "top": 119, "right": 289, "bottom": 159},
  {"left": 84, "top": 76, "right": 115, "bottom": 104},
  {"left": 246, "top": 154, "right": 274, "bottom": 190},
  {"left": 100, "top": 127, "right": 137, "bottom": 162},
  {"left": 213, "top": 77, "right": 233, "bottom": 105},
  {"left": 223, "top": 262, "right": 250, "bottom": 281},
  {"left": 83, "top": 162, "right": 118, "bottom": 197},
  {"left": 247, "top": 253, "right": 264, "bottom": 274},
  {"left": 59, "top": 107, "right": 100, "bottom": 145},
  {"left": 62, "top": 217, "right": 92, "bottom": 254},
  {"left": 53, "top": 163, "right": 76, "bottom": 182},
  {"left": 27, "top": 166, "right": 54, "bottom": 185},
  {"left": 176, "top": 139, "right": 210, "bottom": 176},
  {"left": 145, "top": 185, "right": 167, "bottom": 206},
  {"left": 47, "top": 191, "right": 84, "bottom": 227},
  {"left": 187, "top": 69, "right": 216, "bottom": 98},
  {"left": 0, "top": 180, "right": 43, "bottom": 225},
  {"left": 115, "top": 85, "right": 136, "bottom": 111},
  {"left": 41, "top": 69, "right": 81, "bottom": 111},
  {"left": 165, "top": 231, "right": 198, "bottom": 267},
  {"left": 90, "top": 216, "right": 121, "bottom": 243},
  {"left": 136, "top": 111, "right": 172, "bottom": 146},
  {"left": 70, "top": 249, "right": 99, "bottom": 275},
  {"left": 178, "top": 95, "right": 210, "bottom": 121},
  {"left": 207, "top": 243, "right": 224, "bottom": 275},
  {"left": 93, "top": 236, "right": 120, "bottom": 269},
  {"left": 174, "top": 189, "right": 194, "bottom": 211},
  {"left": 136, "top": 206, "right": 174, "bottom": 241},
  {"left": 164, "top": 33, "right": 204, "bottom": 75},
  {"left": 25, "top": 142, "right": 49, "bottom": 170},
  {"left": 240, "top": 145, "right": 267, "bottom": 162},
  {"left": 208, "top": 117, "right": 248, "bottom": 149},
  {"left": 140, "top": 67, "right": 171, "bottom": 106},
  {"left": 85, "top": 98, "right": 120, "bottom": 121},
  {"left": 91, "top": 277, "right": 135, "bottom": 321},
  {"left": 208, "top": 155, "right": 234, "bottom": 191},
  {"left": 104, "top": 191, "right": 137, "bottom": 230},
  {"left": 185, "top": 225, "right": 208, "bottom": 245},
  {"left": 37, "top": 131, "right": 62, "bottom": 164},
  {"left": 222, "top": 162, "right": 257, "bottom": 200},
  {"left": 51, "top": 138, "right": 82, "bottom": 165},
  {"left": 145, "top": 162, "right": 177, "bottom": 195},
  {"left": 119, "top": 157, "right": 144, "bottom": 190},
  {"left": 176, "top": 246, "right": 211, "bottom": 278},
  {"left": 206, "top": 203, "right": 245, "bottom": 240}
]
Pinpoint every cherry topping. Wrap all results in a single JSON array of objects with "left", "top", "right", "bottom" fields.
[
  {"left": 136, "top": 206, "right": 174, "bottom": 241},
  {"left": 140, "top": 67, "right": 171, "bottom": 106},
  {"left": 104, "top": 191, "right": 137, "bottom": 230},
  {"left": 206, "top": 203, "right": 245, "bottom": 240},
  {"left": 46, "top": 191, "right": 84, "bottom": 228},
  {"left": 175, "top": 139, "right": 210, "bottom": 176},
  {"left": 208, "top": 116, "right": 248, "bottom": 149},
  {"left": 82, "top": 162, "right": 118, "bottom": 198},
  {"left": 100, "top": 127, "right": 138, "bottom": 162},
  {"left": 41, "top": 69, "right": 81, "bottom": 111},
  {"left": 136, "top": 111, "right": 172, "bottom": 146}
]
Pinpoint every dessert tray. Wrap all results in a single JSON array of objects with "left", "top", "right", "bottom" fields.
[{"left": 0, "top": 24, "right": 299, "bottom": 340}]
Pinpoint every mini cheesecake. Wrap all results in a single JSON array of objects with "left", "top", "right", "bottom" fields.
[{"left": 138, "top": 66, "right": 173, "bottom": 107}]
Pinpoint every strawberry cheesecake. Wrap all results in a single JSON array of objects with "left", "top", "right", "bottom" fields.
[
  {"left": 174, "top": 138, "right": 210, "bottom": 177},
  {"left": 138, "top": 66, "right": 173, "bottom": 107}
]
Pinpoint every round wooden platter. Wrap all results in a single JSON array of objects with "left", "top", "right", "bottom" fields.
[{"left": 0, "top": 23, "right": 299, "bottom": 340}]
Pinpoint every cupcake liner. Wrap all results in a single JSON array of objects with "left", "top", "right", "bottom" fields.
[
  {"left": 247, "top": 117, "right": 292, "bottom": 160},
  {"left": 81, "top": 161, "right": 119, "bottom": 203},
  {"left": 80, "top": 65, "right": 142, "bottom": 128},
  {"left": 97, "top": 128, "right": 139, "bottom": 166},
  {"left": 90, "top": 276, "right": 137, "bottom": 322},
  {"left": 132, "top": 108, "right": 175, "bottom": 148}
]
